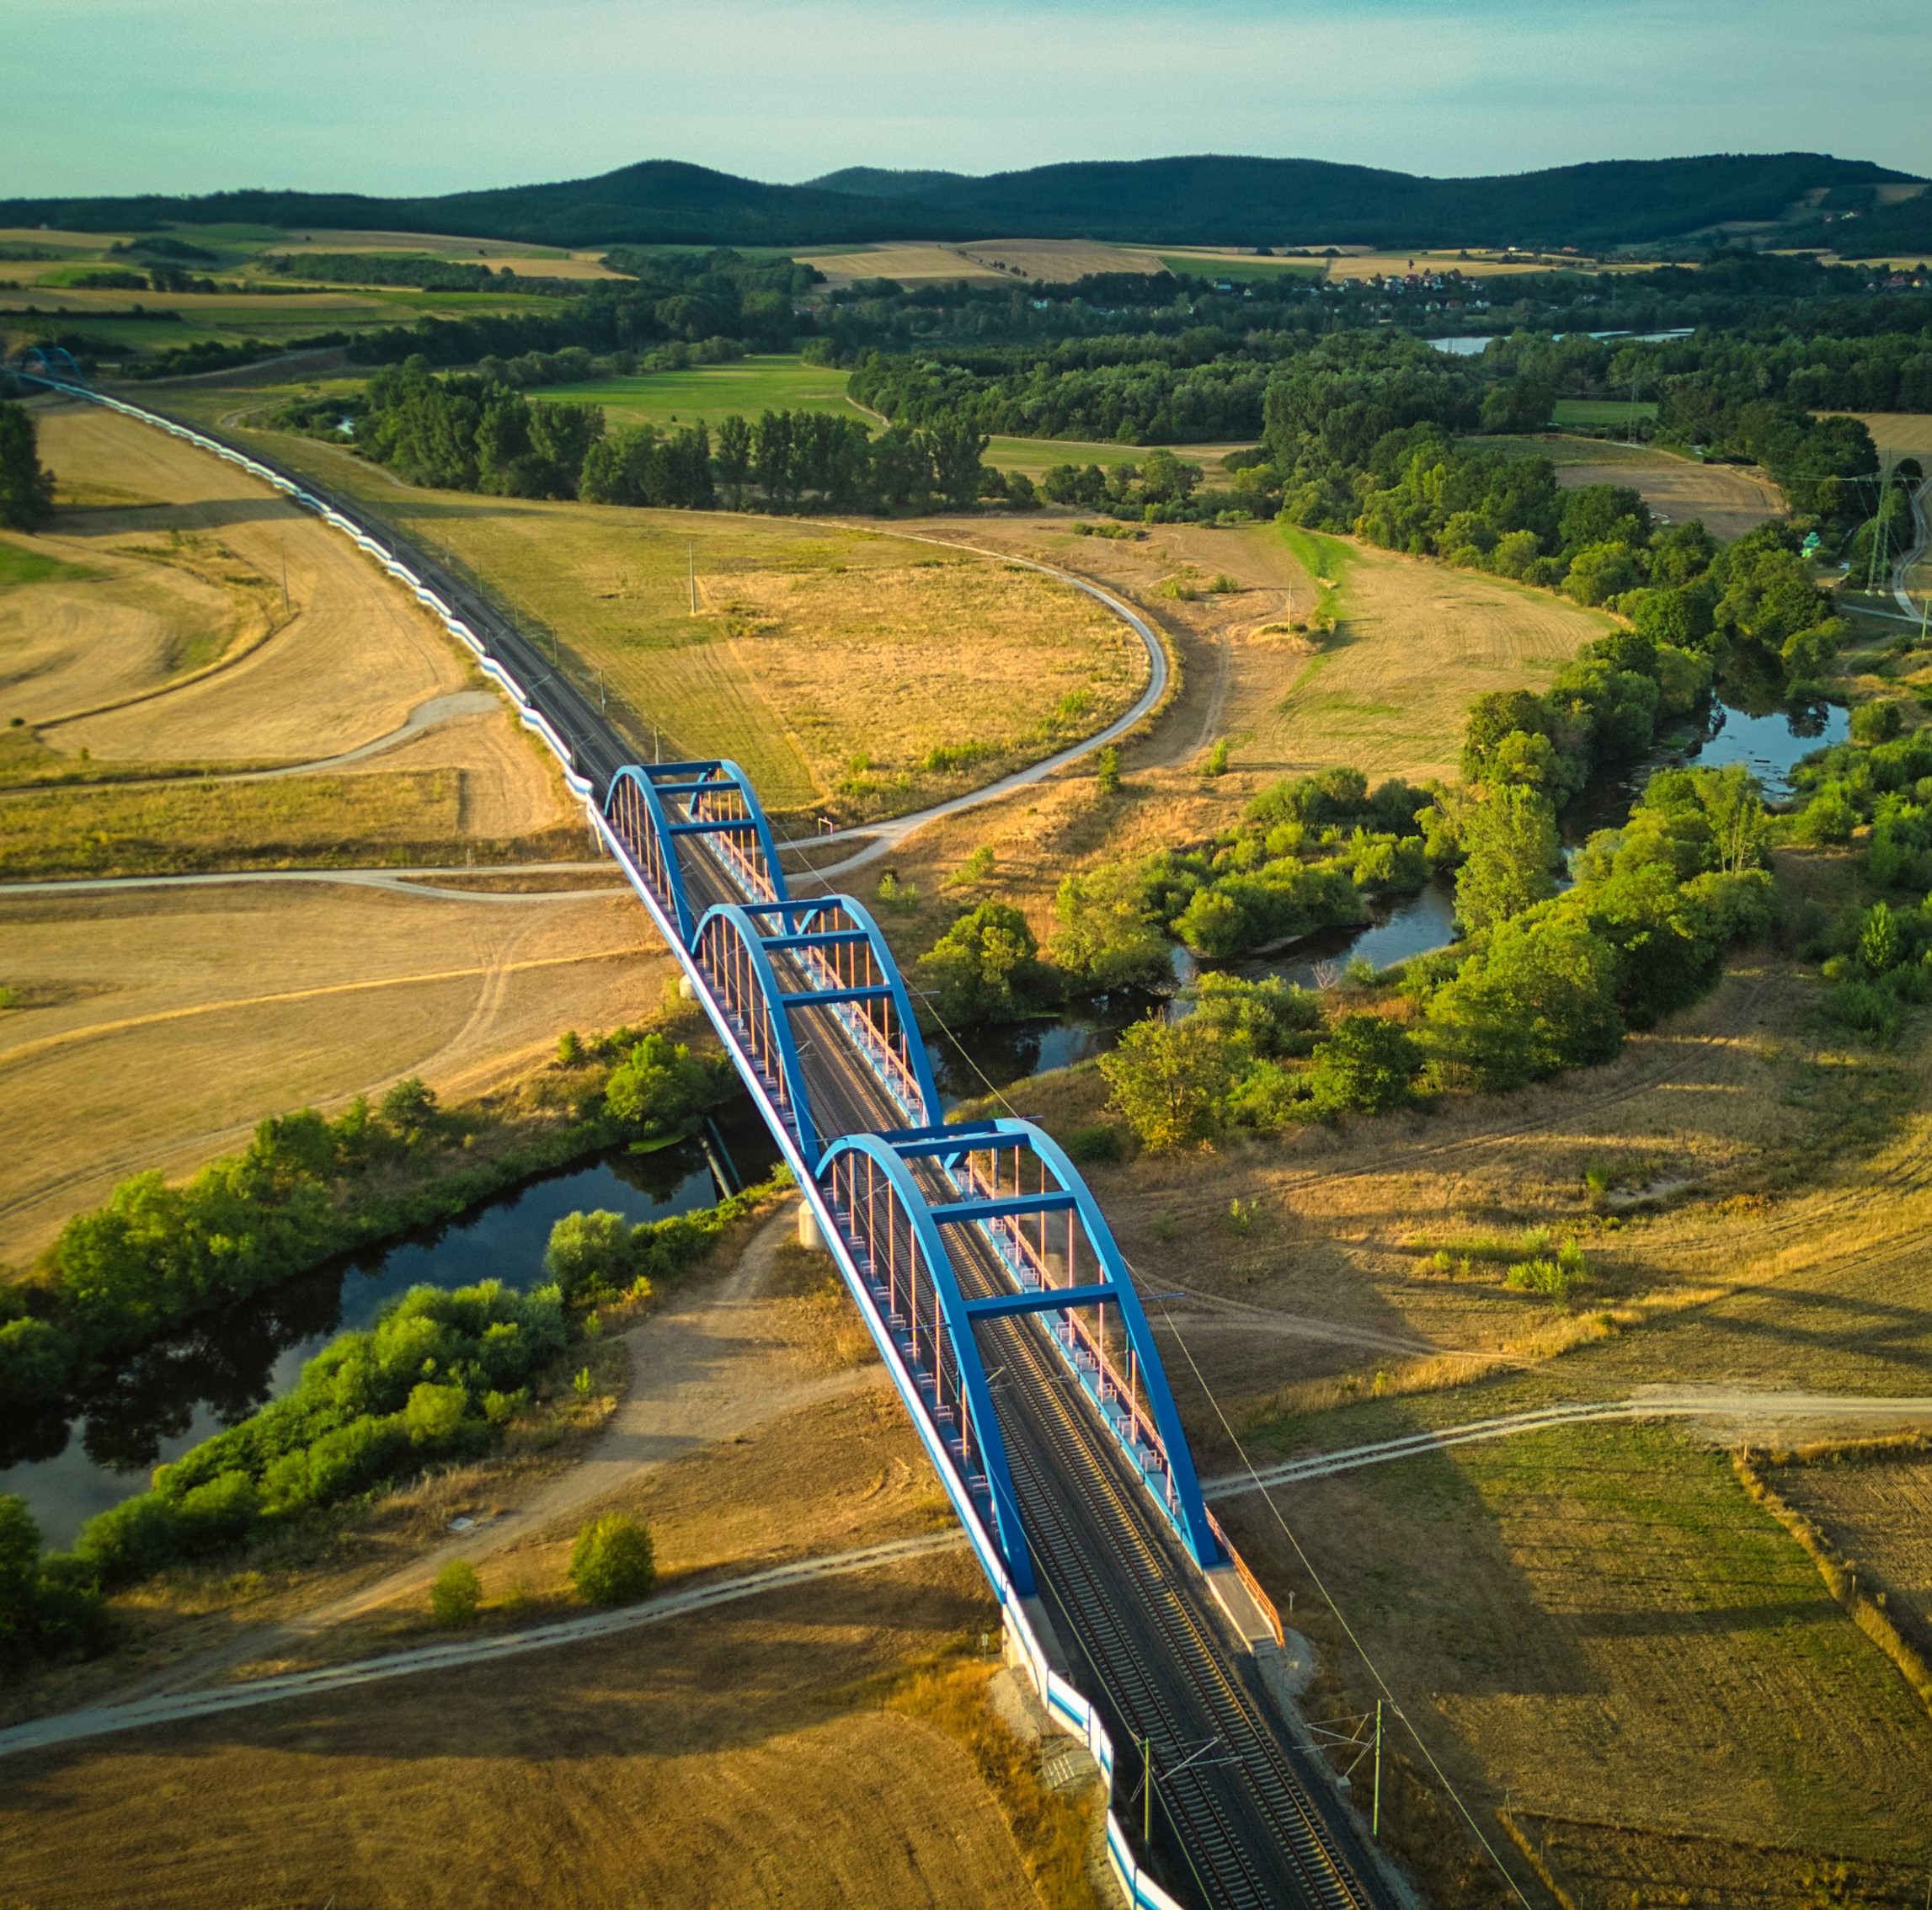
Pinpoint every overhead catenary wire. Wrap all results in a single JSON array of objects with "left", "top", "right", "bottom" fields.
[{"left": 872, "top": 894, "right": 1537, "bottom": 1908}]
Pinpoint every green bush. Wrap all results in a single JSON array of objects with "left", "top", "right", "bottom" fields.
[
  {"left": 569, "top": 1514, "right": 656, "bottom": 1606},
  {"left": 1099, "top": 1016, "right": 1239, "bottom": 1152},
  {"left": 914, "top": 901, "right": 1057, "bottom": 1027},
  {"left": 1305, "top": 1015, "right": 1423, "bottom": 1119},
  {"left": 74, "top": 1279, "right": 567, "bottom": 1586},
  {"left": 602, "top": 1032, "right": 717, "bottom": 1140},
  {"left": 1850, "top": 700, "right": 1903, "bottom": 746},
  {"left": 1062, "top": 1123, "right": 1123, "bottom": 1165},
  {"left": 0, "top": 1496, "right": 107, "bottom": 1664},
  {"left": 543, "top": 1170, "right": 790, "bottom": 1310},
  {"left": 431, "top": 1559, "right": 483, "bottom": 1628}
]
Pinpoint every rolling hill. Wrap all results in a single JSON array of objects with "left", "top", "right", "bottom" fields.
[{"left": 3, "top": 151, "right": 1919, "bottom": 254}]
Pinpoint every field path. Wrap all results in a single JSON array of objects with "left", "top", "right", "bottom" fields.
[
  {"left": 0, "top": 1533, "right": 965, "bottom": 1760},
  {"left": 1204, "top": 1385, "right": 1932, "bottom": 1498},
  {"left": 93, "top": 1208, "right": 883, "bottom": 1705}
]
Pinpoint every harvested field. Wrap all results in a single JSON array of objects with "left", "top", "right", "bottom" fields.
[
  {"left": 132, "top": 414, "right": 1145, "bottom": 821},
  {"left": 21, "top": 398, "right": 469, "bottom": 761},
  {"left": 803, "top": 242, "right": 1011, "bottom": 285},
  {"left": 0, "top": 1557, "right": 1054, "bottom": 1910},
  {"left": 0, "top": 758, "right": 582, "bottom": 879},
  {"left": 1504, "top": 1813, "right": 1931, "bottom": 1910},
  {"left": 1764, "top": 1444, "right": 1932, "bottom": 1660},
  {"left": 0, "top": 882, "right": 661, "bottom": 1265},
  {"left": 1557, "top": 453, "right": 1783, "bottom": 540},
  {"left": 956, "top": 237, "right": 1171, "bottom": 280},
  {"left": 985, "top": 435, "right": 1254, "bottom": 478},
  {"left": 1320, "top": 248, "right": 1641, "bottom": 280},
  {"left": 1215, "top": 1422, "right": 1932, "bottom": 1901},
  {"left": 1836, "top": 411, "right": 1932, "bottom": 469},
  {"left": 1481, "top": 432, "right": 1785, "bottom": 541}
]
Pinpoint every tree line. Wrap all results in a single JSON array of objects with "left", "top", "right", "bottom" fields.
[{"left": 289, "top": 358, "right": 994, "bottom": 513}]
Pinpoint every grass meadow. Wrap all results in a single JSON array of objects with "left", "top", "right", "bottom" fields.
[
  {"left": 541, "top": 355, "right": 864, "bottom": 429},
  {"left": 144, "top": 397, "right": 1147, "bottom": 820}
]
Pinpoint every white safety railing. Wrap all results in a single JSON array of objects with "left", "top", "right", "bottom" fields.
[{"left": 40, "top": 377, "right": 1191, "bottom": 1910}]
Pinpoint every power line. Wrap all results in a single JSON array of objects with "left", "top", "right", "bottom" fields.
[{"left": 817, "top": 850, "right": 1535, "bottom": 1907}]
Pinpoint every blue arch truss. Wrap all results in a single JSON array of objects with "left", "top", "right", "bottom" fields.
[
  {"left": 606, "top": 759, "right": 791, "bottom": 947},
  {"left": 601, "top": 746, "right": 1225, "bottom": 1589}
]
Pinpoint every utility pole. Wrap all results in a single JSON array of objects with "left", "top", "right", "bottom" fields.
[
  {"left": 689, "top": 542, "right": 697, "bottom": 615},
  {"left": 1143, "top": 1736, "right": 1154, "bottom": 1850},
  {"left": 1869, "top": 466, "right": 1894, "bottom": 595},
  {"left": 279, "top": 543, "right": 289, "bottom": 616},
  {"left": 1372, "top": 1700, "right": 1383, "bottom": 1838}
]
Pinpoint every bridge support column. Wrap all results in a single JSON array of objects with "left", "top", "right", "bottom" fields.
[{"left": 797, "top": 1202, "right": 825, "bottom": 1252}]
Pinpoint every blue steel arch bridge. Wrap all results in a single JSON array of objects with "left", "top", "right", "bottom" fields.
[
  {"left": 602, "top": 757, "right": 1389, "bottom": 1910},
  {"left": 12, "top": 360, "right": 1393, "bottom": 1910}
]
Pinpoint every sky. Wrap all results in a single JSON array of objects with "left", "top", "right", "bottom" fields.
[{"left": 7, "top": 0, "right": 1929, "bottom": 200}]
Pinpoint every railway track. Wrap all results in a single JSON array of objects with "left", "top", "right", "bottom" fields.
[
  {"left": 39, "top": 386, "right": 1394, "bottom": 1910},
  {"left": 671, "top": 834, "right": 1381, "bottom": 1907}
]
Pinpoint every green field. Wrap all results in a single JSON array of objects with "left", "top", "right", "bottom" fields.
[
  {"left": 1552, "top": 397, "right": 1660, "bottom": 427},
  {"left": 541, "top": 355, "right": 864, "bottom": 429}
]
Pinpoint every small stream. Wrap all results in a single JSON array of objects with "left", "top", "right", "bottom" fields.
[{"left": 4, "top": 1103, "right": 781, "bottom": 1549}]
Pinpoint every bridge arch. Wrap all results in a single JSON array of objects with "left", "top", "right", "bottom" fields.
[
  {"left": 818, "top": 1130, "right": 1034, "bottom": 1594},
  {"left": 602, "top": 759, "right": 790, "bottom": 945},
  {"left": 691, "top": 902, "right": 825, "bottom": 1164},
  {"left": 861, "top": 1115, "right": 1223, "bottom": 1573}
]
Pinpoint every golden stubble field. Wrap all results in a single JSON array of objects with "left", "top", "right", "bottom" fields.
[
  {"left": 0, "top": 403, "right": 661, "bottom": 1267},
  {"left": 1, "top": 1221, "right": 1095, "bottom": 1910},
  {"left": 0, "top": 881, "right": 660, "bottom": 1266},
  {"left": 137, "top": 406, "right": 1146, "bottom": 821}
]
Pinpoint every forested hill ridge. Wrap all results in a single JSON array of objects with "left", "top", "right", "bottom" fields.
[{"left": 7, "top": 150, "right": 1921, "bottom": 253}]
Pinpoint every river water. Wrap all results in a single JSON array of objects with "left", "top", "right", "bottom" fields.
[
  {"left": 8, "top": 692, "right": 1844, "bottom": 1549},
  {"left": 5, "top": 1107, "right": 781, "bottom": 1549}
]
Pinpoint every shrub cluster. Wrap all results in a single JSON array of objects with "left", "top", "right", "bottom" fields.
[
  {"left": 1053, "top": 767, "right": 1438, "bottom": 977},
  {"left": 1094, "top": 764, "right": 1775, "bottom": 1147},
  {"left": 542, "top": 1170, "right": 793, "bottom": 1310},
  {"left": 68, "top": 1280, "right": 568, "bottom": 1587}
]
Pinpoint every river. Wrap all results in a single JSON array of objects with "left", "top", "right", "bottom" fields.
[
  {"left": 4, "top": 1107, "right": 781, "bottom": 1548},
  {"left": 7, "top": 691, "right": 1844, "bottom": 1548}
]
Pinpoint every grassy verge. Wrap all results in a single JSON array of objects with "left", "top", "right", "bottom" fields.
[{"left": 0, "top": 769, "right": 583, "bottom": 878}]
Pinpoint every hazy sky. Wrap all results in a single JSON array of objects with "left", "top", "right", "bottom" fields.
[{"left": 9, "top": 0, "right": 1928, "bottom": 199}]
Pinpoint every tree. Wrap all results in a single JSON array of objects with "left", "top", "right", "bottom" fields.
[
  {"left": 0, "top": 401, "right": 56, "bottom": 531},
  {"left": 1051, "top": 864, "right": 1168, "bottom": 989},
  {"left": 603, "top": 1033, "right": 712, "bottom": 1139},
  {"left": 430, "top": 1559, "right": 482, "bottom": 1628},
  {"left": 1099, "top": 1016, "right": 1239, "bottom": 1151},
  {"left": 0, "top": 1495, "right": 40, "bottom": 1660},
  {"left": 1425, "top": 912, "right": 1623, "bottom": 1091},
  {"left": 914, "top": 901, "right": 1053, "bottom": 1027},
  {"left": 926, "top": 418, "right": 989, "bottom": 510},
  {"left": 1455, "top": 784, "right": 1559, "bottom": 933},
  {"left": 546, "top": 1209, "right": 636, "bottom": 1304},
  {"left": 1306, "top": 1016, "right": 1422, "bottom": 1118},
  {"left": 570, "top": 1513, "right": 655, "bottom": 1605}
]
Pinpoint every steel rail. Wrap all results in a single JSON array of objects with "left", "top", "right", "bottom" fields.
[{"left": 17, "top": 370, "right": 1394, "bottom": 1910}]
